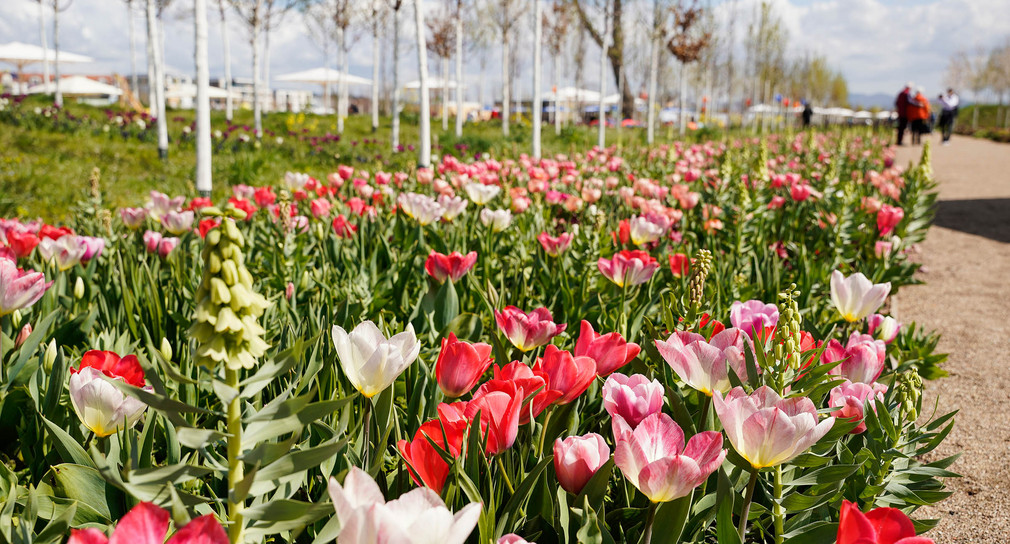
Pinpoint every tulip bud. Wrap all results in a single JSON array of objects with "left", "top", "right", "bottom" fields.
[
  {"left": 15, "top": 324, "right": 32, "bottom": 348},
  {"left": 11, "top": 309, "right": 22, "bottom": 329},
  {"left": 285, "top": 282, "right": 295, "bottom": 300},
  {"left": 43, "top": 339, "right": 57, "bottom": 372},
  {"left": 160, "top": 337, "right": 173, "bottom": 362},
  {"left": 73, "top": 277, "right": 85, "bottom": 299}
]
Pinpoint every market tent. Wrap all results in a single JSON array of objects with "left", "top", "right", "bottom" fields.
[
  {"left": 542, "top": 86, "right": 600, "bottom": 103},
  {"left": 0, "top": 41, "right": 93, "bottom": 94},
  {"left": 27, "top": 75, "right": 121, "bottom": 96},
  {"left": 165, "top": 84, "right": 239, "bottom": 100},
  {"left": 403, "top": 77, "right": 459, "bottom": 90},
  {"left": 276, "top": 68, "right": 372, "bottom": 86}
]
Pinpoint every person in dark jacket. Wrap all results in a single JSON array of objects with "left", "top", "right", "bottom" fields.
[
  {"left": 802, "top": 101, "right": 813, "bottom": 127},
  {"left": 895, "top": 82, "right": 913, "bottom": 145}
]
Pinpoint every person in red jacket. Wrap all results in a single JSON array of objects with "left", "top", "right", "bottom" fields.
[
  {"left": 894, "top": 82, "right": 913, "bottom": 145},
  {"left": 907, "top": 87, "right": 931, "bottom": 145}
]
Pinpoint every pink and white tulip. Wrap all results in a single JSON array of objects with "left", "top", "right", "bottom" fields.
[
  {"left": 614, "top": 413, "right": 726, "bottom": 503},
  {"left": 161, "top": 210, "right": 195, "bottom": 235},
  {"left": 821, "top": 332, "right": 887, "bottom": 384},
  {"left": 537, "top": 232, "right": 574, "bottom": 256},
  {"left": 830, "top": 270, "right": 891, "bottom": 323},
  {"left": 603, "top": 373, "right": 665, "bottom": 435},
  {"left": 868, "top": 314, "right": 901, "bottom": 344},
  {"left": 829, "top": 380, "right": 888, "bottom": 434},
  {"left": 0, "top": 257, "right": 51, "bottom": 316},
  {"left": 69, "top": 351, "right": 152, "bottom": 437},
  {"left": 729, "top": 300, "right": 779, "bottom": 337},
  {"left": 494, "top": 306, "right": 566, "bottom": 352},
  {"left": 553, "top": 433, "right": 611, "bottom": 495},
  {"left": 655, "top": 328, "right": 749, "bottom": 396},
  {"left": 598, "top": 250, "right": 660, "bottom": 287},
  {"left": 713, "top": 386, "right": 834, "bottom": 469},
  {"left": 37, "top": 235, "right": 88, "bottom": 270}
]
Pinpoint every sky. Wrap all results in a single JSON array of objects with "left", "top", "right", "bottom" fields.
[{"left": 1, "top": 0, "right": 1008, "bottom": 103}]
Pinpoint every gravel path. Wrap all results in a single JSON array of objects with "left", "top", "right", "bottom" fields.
[{"left": 893, "top": 135, "right": 1010, "bottom": 541}]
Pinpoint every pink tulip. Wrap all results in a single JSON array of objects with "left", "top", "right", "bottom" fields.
[
  {"left": 829, "top": 380, "right": 888, "bottom": 434},
  {"left": 147, "top": 191, "right": 185, "bottom": 222},
  {"left": 789, "top": 183, "right": 812, "bottom": 201},
  {"left": 119, "top": 207, "right": 148, "bottom": 229},
  {"left": 821, "top": 332, "right": 887, "bottom": 383},
  {"left": 614, "top": 412, "right": 726, "bottom": 502},
  {"left": 537, "top": 231, "right": 574, "bottom": 256},
  {"left": 767, "top": 195, "right": 786, "bottom": 209},
  {"left": 729, "top": 300, "right": 779, "bottom": 337},
  {"left": 310, "top": 198, "right": 333, "bottom": 218},
  {"left": 602, "top": 373, "right": 664, "bottom": 432},
  {"left": 435, "top": 333, "right": 493, "bottom": 398},
  {"left": 867, "top": 314, "right": 900, "bottom": 344},
  {"left": 158, "top": 237, "right": 180, "bottom": 258},
  {"left": 553, "top": 433, "right": 611, "bottom": 495},
  {"left": 533, "top": 345, "right": 596, "bottom": 405},
  {"left": 598, "top": 250, "right": 660, "bottom": 287},
  {"left": 0, "top": 257, "right": 51, "bottom": 316},
  {"left": 161, "top": 210, "right": 195, "bottom": 235},
  {"left": 69, "top": 351, "right": 151, "bottom": 437},
  {"left": 37, "top": 235, "right": 87, "bottom": 270},
  {"left": 14, "top": 323, "right": 32, "bottom": 348},
  {"left": 575, "top": 320, "right": 640, "bottom": 376},
  {"left": 143, "top": 230, "right": 163, "bottom": 253},
  {"left": 78, "top": 236, "right": 105, "bottom": 262},
  {"left": 425, "top": 250, "right": 478, "bottom": 283},
  {"left": 68, "top": 502, "right": 227, "bottom": 544},
  {"left": 498, "top": 535, "right": 534, "bottom": 544},
  {"left": 655, "top": 328, "right": 749, "bottom": 396},
  {"left": 494, "top": 306, "right": 566, "bottom": 352},
  {"left": 337, "top": 164, "right": 355, "bottom": 180},
  {"left": 874, "top": 240, "right": 893, "bottom": 258},
  {"left": 714, "top": 386, "right": 834, "bottom": 469},
  {"left": 876, "top": 205, "right": 904, "bottom": 236}
]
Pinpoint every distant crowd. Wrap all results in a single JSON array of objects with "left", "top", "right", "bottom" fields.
[{"left": 895, "top": 83, "right": 959, "bottom": 146}]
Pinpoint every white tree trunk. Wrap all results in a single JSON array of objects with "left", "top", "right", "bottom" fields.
[
  {"left": 146, "top": 0, "right": 168, "bottom": 157},
  {"left": 128, "top": 0, "right": 139, "bottom": 97},
  {"left": 53, "top": 2, "right": 62, "bottom": 106},
  {"left": 532, "top": 0, "right": 543, "bottom": 158},
  {"left": 553, "top": 55, "right": 561, "bottom": 135},
  {"left": 38, "top": 0, "right": 49, "bottom": 96},
  {"left": 454, "top": 2, "right": 463, "bottom": 137},
  {"left": 646, "top": 1, "right": 659, "bottom": 144},
  {"left": 252, "top": 6, "right": 263, "bottom": 140},
  {"left": 322, "top": 41, "right": 330, "bottom": 114},
  {"left": 502, "top": 38, "right": 510, "bottom": 137},
  {"left": 442, "top": 57, "right": 449, "bottom": 131},
  {"left": 414, "top": 0, "right": 431, "bottom": 167},
  {"left": 156, "top": 13, "right": 168, "bottom": 156},
  {"left": 340, "top": 32, "right": 349, "bottom": 128},
  {"left": 145, "top": 0, "right": 155, "bottom": 108},
  {"left": 391, "top": 7, "right": 400, "bottom": 152},
  {"left": 195, "top": 0, "right": 212, "bottom": 194},
  {"left": 264, "top": 22, "right": 273, "bottom": 113},
  {"left": 597, "top": 3, "right": 608, "bottom": 149},
  {"left": 678, "top": 61, "right": 687, "bottom": 136},
  {"left": 336, "top": 26, "right": 345, "bottom": 133},
  {"left": 220, "top": 0, "right": 233, "bottom": 121},
  {"left": 372, "top": 4, "right": 380, "bottom": 132}
]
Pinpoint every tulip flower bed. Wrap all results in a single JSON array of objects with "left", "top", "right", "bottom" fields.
[{"left": 0, "top": 134, "right": 954, "bottom": 544}]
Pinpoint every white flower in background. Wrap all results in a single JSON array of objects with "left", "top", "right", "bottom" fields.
[
  {"left": 331, "top": 321, "right": 420, "bottom": 398},
  {"left": 397, "top": 192, "right": 444, "bottom": 226},
  {"left": 629, "top": 215, "right": 666, "bottom": 246},
  {"left": 829, "top": 270, "right": 891, "bottom": 323},
  {"left": 464, "top": 182, "right": 501, "bottom": 205},
  {"left": 480, "top": 208, "right": 512, "bottom": 232},
  {"left": 438, "top": 194, "right": 469, "bottom": 221},
  {"left": 161, "top": 210, "right": 195, "bottom": 235},
  {"left": 285, "top": 171, "right": 310, "bottom": 191}
]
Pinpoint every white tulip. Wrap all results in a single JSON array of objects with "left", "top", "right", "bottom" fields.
[
  {"left": 479, "top": 208, "right": 512, "bottom": 232},
  {"left": 464, "top": 182, "right": 501, "bottom": 205},
  {"left": 829, "top": 270, "right": 891, "bottom": 323},
  {"left": 69, "top": 367, "right": 150, "bottom": 437},
  {"left": 332, "top": 321, "right": 420, "bottom": 398}
]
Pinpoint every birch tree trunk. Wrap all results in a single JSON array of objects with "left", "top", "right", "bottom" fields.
[
  {"left": 454, "top": 0, "right": 463, "bottom": 137},
  {"left": 372, "top": 2, "right": 381, "bottom": 132},
  {"left": 251, "top": 3, "right": 263, "bottom": 140},
  {"left": 128, "top": 0, "right": 139, "bottom": 97},
  {"left": 597, "top": 2, "right": 608, "bottom": 149},
  {"left": 145, "top": 0, "right": 155, "bottom": 108},
  {"left": 532, "top": 0, "right": 543, "bottom": 158},
  {"left": 146, "top": 0, "right": 168, "bottom": 157},
  {"left": 441, "top": 57, "right": 449, "bottom": 131},
  {"left": 678, "top": 61, "right": 687, "bottom": 136},
  {"left": 53, "top": 2, "right": 62, "bottom": 107},
  {"left": 502, "top": 38, "right": 510, "bottom": 137},
  {"left": 38, "top": 0, "right": 49, "bottom": 96},
  {"left": 195, "top": 0, "right": 212, "bottom": 194},
  {"left": 336, "top": 26, "right": 345, "bottom": 133},
  {"left": 414, "top": 0, "right": 431, "bottom": 167},
  {"left": 391, "top": 6, "right": 401, "bottom": 152},
  {"left": 264, "top": 22, "right": 273, "bottom": 113},
  {"left": 156, "top": 12, "right": 168, "bottom": 157},
  {"left": 220, "top": 0, "right": 233, "bottom": 121},
  {"left": 322, "top": 41, "right": 330, "bottom": 114},
  {"left": 646, "top": 0, "right": 659, "bottom": 144},
  {"left": 340, "top": 33, "right": 349, "bottom": 126},
  {"left": 553, "top": 54, "right": 561, "bottom": 135}
]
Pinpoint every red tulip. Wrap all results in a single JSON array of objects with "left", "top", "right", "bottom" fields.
[
  {"left": 253, "top": 186, "right": 277, "bottom": 207},
  {"left": 533, "top": 345, "right": 596, "bottom": 405},
  {"left": 553, "top": 433, "right": 610, "bottom": 495},
  {"left": 332, "top": 215, "right": 358, "bottom": 238},
  {"left": 185, "top": 196, "right": 213, "bottom": 211},
  {"left": 537, "top": 232, "right": 573, "bottom": 256},
  {"left": 71, "top": 350, "right": 146, "bottom": 388},
  {"left": 475, "top": 362, "right": 561, "bottom": 424},
  {"left": 837, "top": 500, "right": 934, "bottom": 544},
  {"left": 668, "top": 253, "right": 690, "bottom": 277},
  {"left": 494, "top": 306, "right": 566, "bottom": 352},
  {"left": 68, "top": 502, "right": 227, "bottom": 544},
  {"left": 574, "top": 320, "right": 640, "bottom": 376},
  {"left": 876, "top": 205, "right": 904, "bottom": 237},
  {"left": 39, "top": 224, "right": 73, "bottom": 240},
  {"left": 227, "top": 197, "right": 257, "bottom": 218},
  {"left": 198, "top": 218, "right": 220, "bottom": 238},
  {"left": 789, "top": 183, "right": 812, "bottom": 201},
  {"left": 465, "top": 382, "right": 524, "bottom": 455},
  {"left": 310, "top": 198, "right": 333, "bottom": 218},
  {"left": 397, "top": 417, "right": 466, "bottom": 493},
  {"left": 436, "top": 333, "right": 493, "bottom": 398},
  {"left": 7, "top": 229, "right": 39, "bottom": 258},
  {"left": 611, "top": 219, "right": 630, "bottom": 246},
  {"left": 425, "top": 250, "right": 478, "bottom": 283}
]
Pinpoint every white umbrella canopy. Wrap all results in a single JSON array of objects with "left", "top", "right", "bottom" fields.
[
  {"left": 403, "top": 77, "right": 458, "bottom": 90},
  {"left": 27, "top": 75, "right": 121, "bottom": 96},
  {"left": 0, "top": 41, "right": 94, "bottom": 67},
  {"left": 165, "top": 84, "right": 240, "bottom": 100},
  {"left": 275, "top": 67, "right": 372, "bottom": 86},
  {"left": 542, "top": 86, "right": 600, "bottom": 102}
]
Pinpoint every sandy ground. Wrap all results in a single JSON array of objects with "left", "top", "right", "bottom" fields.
[{"left": 893, "top": 135, "right": 1010, "bottom": 541}]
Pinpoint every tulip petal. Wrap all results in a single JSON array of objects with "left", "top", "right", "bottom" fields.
[{"left": 107, "top": 502, "right": 169, "bottom": 544}]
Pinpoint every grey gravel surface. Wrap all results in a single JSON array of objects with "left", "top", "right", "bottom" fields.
[{"left": 893, "top": 135, "right": 1010, "bottom": 542}]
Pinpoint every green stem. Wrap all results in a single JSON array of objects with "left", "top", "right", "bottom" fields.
[
  {"left": 362, "top": 398, "right": 373, "bottom": 469},
  {"left": 0, "top": 314, "right": 6, "bottom": 383},
  {"left": 537, "top": 405, "right": 555, "bottom": 458},
  {"left": 774, "top": 465, "right": 784, "bottom": 544},
  {"left": 697, "top": 395, "right": 711, "bottom": 432},
  {"left": 641, "top": 501, "right": 659, "bottom": 544},
  {"left": 738, "top": 468, "right": 759, "bottom": 541},
  {"left": 497, "top": 456, "right": 515, "bottom": 494},
  {"left": 226, "top": 368, "right": 244, "bottom": 544},
  {"left": 620, "top": 281, "right": 629, "bottom": 337}
]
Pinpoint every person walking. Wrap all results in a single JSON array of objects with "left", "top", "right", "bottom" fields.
[
  {"left": 895, "top": 82, "right": 913, "bottom": 145},
  {"left": 907, "top": 86, "right": 931, "bottom": 145},
  {"left": 802, "top": 101, "right": 813, "bottom": 128},
  {"left": 938, "top": 88, "right": 959, "bottom": 145}
]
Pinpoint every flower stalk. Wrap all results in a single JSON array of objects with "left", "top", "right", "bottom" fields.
[
  {"left": 738, "top": 468, "right": 759, "bottom": 540},
  {"left": 226, "top": 367, "right": 244, "bottom": 544}
]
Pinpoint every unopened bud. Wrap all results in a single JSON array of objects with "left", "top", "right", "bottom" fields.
[
  {"left": 285, "top": 282, "right": 295, "bottom": 300},
  {"left": 11, "top": 309, "right": 22, "bottom": 329},
  {"left": 73, "top": 277, "right": 85, "bottom": 299},
  {"left": 15, "top": 324, "right": 32, "bottom": 348},
  {"left": 43, "top": 339, "right": 58, "bottom": 372},
  {"left": 160, "top": 337, "right": 173, "bottom": 362}
]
